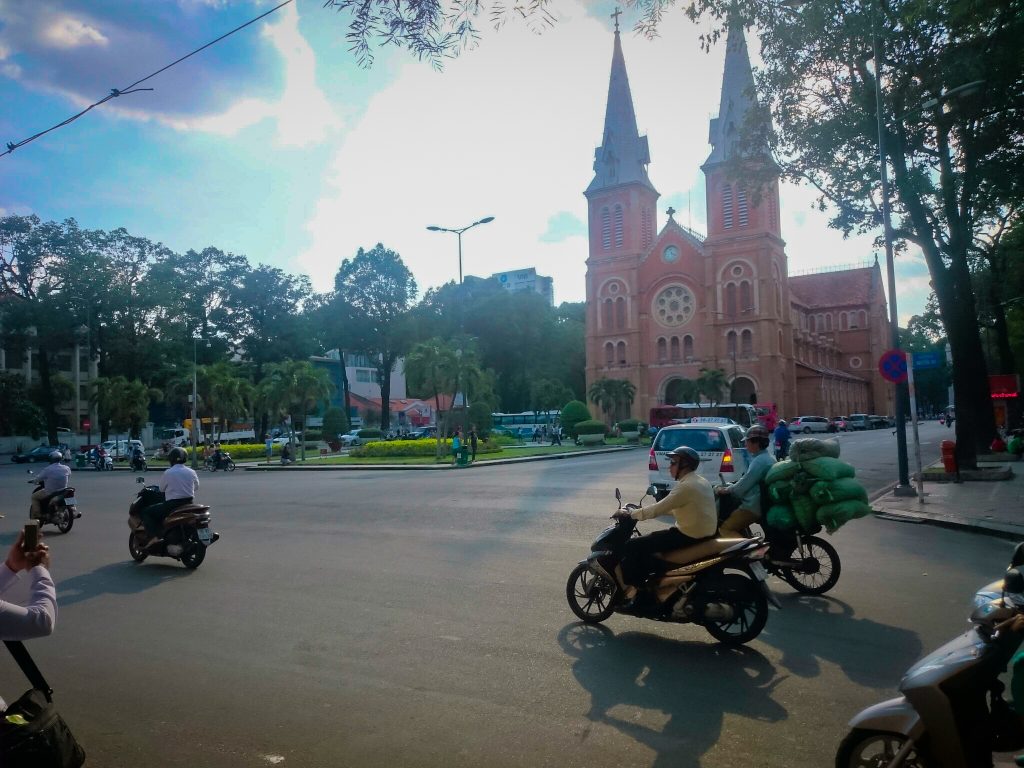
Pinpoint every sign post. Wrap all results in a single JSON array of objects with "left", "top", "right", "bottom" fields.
[{"left": 878, "top": 349, "right": 916, "bottom": 497}]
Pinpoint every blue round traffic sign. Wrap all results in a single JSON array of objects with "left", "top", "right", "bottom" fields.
[{"left": 878, "top": 349, "right": 908, "bottom": 383}]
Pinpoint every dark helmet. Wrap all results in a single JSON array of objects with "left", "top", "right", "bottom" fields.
[
  {"left": 167, "top": 447, "right": 188, "bottom": 465},
  {"left": 667, "top": 446, "right": 701, "bottom": 471},
  {"left": 745, "top": 424, "right": 771, "bottom": 448}
]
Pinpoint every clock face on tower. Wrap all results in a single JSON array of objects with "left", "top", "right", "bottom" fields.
[
  {"left": 662, "top": 245, "right": 679, "bottom": 264},
  {"left": 653, "top": 284, "right": 695, "bottom": 327}
]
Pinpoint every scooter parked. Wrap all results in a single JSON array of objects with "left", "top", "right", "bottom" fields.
[
  {"left": 565, "top": 486, "right": 775, "bottom": 645},
  {"left": 836, "top": 545, "right": 1024, "bottom": 767}
]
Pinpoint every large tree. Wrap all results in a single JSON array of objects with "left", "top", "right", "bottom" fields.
[
  {"left": 651, "top": 0, "right": 1024, "bottom": 467},
  {"left": 331, "top": 244, "right": 417, "bottom": 431}
]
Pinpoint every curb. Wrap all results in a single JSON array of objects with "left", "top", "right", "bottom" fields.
[
  {"left": 870, "top": 481, "right": 1024, "bottom": 542},
  {"left": 241, "top": 445, "right": 640, "bottom": 471}
]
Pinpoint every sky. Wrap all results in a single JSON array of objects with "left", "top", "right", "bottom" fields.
[{"left": 0, "top": 0, "right": 934, "bottom": 324}]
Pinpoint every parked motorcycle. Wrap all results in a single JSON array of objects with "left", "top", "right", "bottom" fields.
[
  {"left": 565, "top": 486, "right": 775, "bottom": 645},
  {"left": 203, "top": 452, "right": 235, "bottom": 472},
  {"left": 127, "top": 478, "right": 220, "bottom": 569},
  {"left": 836, "top": 544, "right": 1024, "bottom": 767},
  {"left": 27, "top": 473, "right": 79, "bottom": 533}
]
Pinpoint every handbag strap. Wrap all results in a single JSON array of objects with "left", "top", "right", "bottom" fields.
[{"left": 4, "top": 640, "right": 53, "bottom": 703}]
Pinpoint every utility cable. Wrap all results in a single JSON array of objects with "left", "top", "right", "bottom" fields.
[{"left": 2, "top": 0, "right": 294, "bottom": 159}]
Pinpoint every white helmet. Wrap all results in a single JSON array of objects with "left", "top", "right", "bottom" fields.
[{"left": 48, "top": 450, "right": 63, "bottom": 462}]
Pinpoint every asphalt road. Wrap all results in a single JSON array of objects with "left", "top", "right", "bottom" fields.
[{"left": 0, "top": 421, "right": 1010, "bottom": 768}]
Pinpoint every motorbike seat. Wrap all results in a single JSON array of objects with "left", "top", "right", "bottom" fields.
[
  {"left": 657, "top": 537, "right": 752, "bottom": 567},
  {"left": 166, "top": 504, "right": 210, "bottom": 517}
]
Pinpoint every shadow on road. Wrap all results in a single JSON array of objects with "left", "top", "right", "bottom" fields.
[
  {"left": 57, "top": 561, "right": 193, "bottom": 607},
  {"left": 758, "top": 592, "right": 922, "bottom": 688},
  {"left": 557, "top": 622, "right": 788, "bottom": 768}
]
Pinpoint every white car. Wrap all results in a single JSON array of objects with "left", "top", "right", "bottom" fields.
[
  {"left": 101, "top": 439, "right": 144, "bottom": 457},
  {"left": 648, "top": 420, "right": 750, "bottom": 498},
  {"left": 788, "top": 416, "right": 831, "bottom": 434},
  {"left": 340, "top": 430, "right": 382, "bottom": 447}
]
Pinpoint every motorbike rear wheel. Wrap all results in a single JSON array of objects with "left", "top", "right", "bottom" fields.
[
  {"left": 566, "top": 563, "right": 618, "bottom": 624},
  {"left": 128, "top": 532, "right": 148, "bottom": 562},
  {"left": 181, "top": 532, "right": 206, "bottom": 569},
  {"left": 701, "top": 572, "right": 769, "bottom": 645},
  {"left": 779, "top": 535, "right": 841, "bottom": 595},
  {"left": 55, "top": 507, "right": 73, "bottom": 534},
  {"left": 835, "top": 729, "right": 929, "bottom": 768}
]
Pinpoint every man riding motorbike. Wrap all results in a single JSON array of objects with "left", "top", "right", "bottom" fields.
[
  {"left": 773, "top": 419, "right": 791, "bottom": 460},
  {"left": 30, "top": 451, "right": 71, "bottom": 520},
  {"left": 130, "top": 444, "right": 146, "bottom": 470},
  {"left": 611, "top": 446, "right": 718, "bottom": 607},
  {"left": 141, "top": 447, "right": 200, "bottom": 549},
  {"left": 716, "top": 424, "right": 776, "bottom": 537}
]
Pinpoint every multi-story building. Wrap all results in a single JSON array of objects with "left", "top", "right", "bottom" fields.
[{"left": 491, "top": 268, "right": 555, "bottom": 306}]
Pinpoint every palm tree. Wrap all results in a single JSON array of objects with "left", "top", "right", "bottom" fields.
[
  {"left": 406, "top": 338, "right": 458, "bottom": 458},
  {"left": 289, "top": 362, "right": 334, "bottom": 461},
  {"left": 257, "top": 361, "right": 333, "bottom": 461},
  {"left": 588, "top": 378, "right": 618, "bottom": 426},
  {"left": 697, "top": 368, "right": 728, "bottom": 406},
  {"left": 610, "top": 378, "right": 637, "bottom": 421}
]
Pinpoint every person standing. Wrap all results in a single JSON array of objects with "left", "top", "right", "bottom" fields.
[
  {"left": 265, "top": 434, "right": 273, "bottom": 464},
  {"left": 452, "top": 429, "right": 462, "bottom": 465},
  {"left": 469, "top": 426, "right": 478, "bottom": 462}
]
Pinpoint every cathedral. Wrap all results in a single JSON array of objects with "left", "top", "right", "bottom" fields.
[{"left": 583, "top": 21, "right": 894, "bottom": 422}]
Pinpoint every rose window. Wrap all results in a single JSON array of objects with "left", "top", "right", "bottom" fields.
[{"left": 653, "top": 285, "right": 695, "bottom": 327}]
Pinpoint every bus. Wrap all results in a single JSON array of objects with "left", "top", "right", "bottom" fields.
[
  {"left": 754, "top": 403, "right": 778, "bottom": 431},
  {"left": 648, "top": 403, "right": 757, "bottom": 430},
  {"left": 491, "top": 410, "right": 560, "bottom": 437}
]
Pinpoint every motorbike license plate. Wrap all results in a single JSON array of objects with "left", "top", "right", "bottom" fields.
[
  {"left": 63, "top": 498, "right": 77, "bottom": 507},
  {"left": 749, "top": 561, "right": 768, "bottom": 581},
  {"left": 197, "top": 528, "right": 212, "bottom": 544}
]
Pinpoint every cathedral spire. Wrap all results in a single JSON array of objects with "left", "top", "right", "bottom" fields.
[
  {"left": 586, "top": 24, "right": 656, "bottom": 195},
  {"left": 703, "top": 18, "right": 769, "bottom": 169}
]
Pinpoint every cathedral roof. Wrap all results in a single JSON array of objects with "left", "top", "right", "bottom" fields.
[
  {"left": 789, "top": 265, "right": 882, "bottom": 308},
  {"left": 586, "top": 30, "right": 657, "bottom": 196},
  {"left": 703, "top": 20, "right": 771, "bottom": 170},
  {"left": 795, "top": 361, "right": 868, "bottom": 383}
]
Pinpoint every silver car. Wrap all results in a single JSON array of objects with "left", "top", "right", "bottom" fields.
[{"left": 788, "top": 416, "right": 831, "bottom": 434}]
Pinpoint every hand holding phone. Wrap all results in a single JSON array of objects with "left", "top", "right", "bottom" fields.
[{"left": 22, "top": 521, "right": 39, "bottom": 552}]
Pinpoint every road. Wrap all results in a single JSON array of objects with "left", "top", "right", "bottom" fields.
[{"left": 0, "top": 421, "right": 1009, "bottom": 767}]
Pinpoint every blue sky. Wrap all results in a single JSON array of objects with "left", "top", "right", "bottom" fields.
[{"left": 0, "top": 0, "right": 932, "bottom": 323}]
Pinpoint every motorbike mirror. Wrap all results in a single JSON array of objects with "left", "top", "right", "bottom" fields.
[
  {"left": 135, "top": 476, "right": 145, "bottom": 484},
  {"left": 26, "top": 469, "right": 34, "bottom": 475},
  {"left": 1011, "top": 543, "right": 1024, "bottom": 569},
  {"left": 645, "top": 484, "right": 658, "bottom": 499},
  {"left": 614, "top": 488, "right": 621, "bottom": 502},
  {"left": 1005, "top": 568, "right": 1024, "bottom": 595}
]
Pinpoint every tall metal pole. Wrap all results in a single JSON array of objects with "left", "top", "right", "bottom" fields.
[
  {"left": 871, "top": 5, "right": 914, "bottom": 496},
  {"left": 191, "top": 337, "right": 199, "bottom": 470}
]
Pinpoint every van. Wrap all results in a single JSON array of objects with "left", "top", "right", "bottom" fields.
[{"left": 847, "top": 414, "right": 870, "bottom": 431}]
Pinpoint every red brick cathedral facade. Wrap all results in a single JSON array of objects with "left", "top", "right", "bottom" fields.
[{"left": 584, "top": 23, "right": 894, "bottom": 422}]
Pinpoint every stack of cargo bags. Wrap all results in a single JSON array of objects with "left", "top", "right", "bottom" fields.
[{"left": 764, "top": 438, "right": 872, "bottom": 534}]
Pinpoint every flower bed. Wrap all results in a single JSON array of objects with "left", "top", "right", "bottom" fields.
[{"left": 351, "top": 438, "right": 501, "bottom": 458}]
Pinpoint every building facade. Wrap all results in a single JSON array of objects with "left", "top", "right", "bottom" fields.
[
  {"left": 583, "top": 22, "right": 892, "bottom": 422},
  {"left": 491, "top": 268, "right": 555, "bottom": 306}
]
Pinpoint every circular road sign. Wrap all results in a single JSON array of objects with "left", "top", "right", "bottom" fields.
[{"left": 878, "top": 349, "right": 908, "bottom": 384}]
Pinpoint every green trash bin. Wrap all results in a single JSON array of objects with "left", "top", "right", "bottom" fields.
[
  {"left": 457, "top": 446, "right": 470, "bottom": 467},
  {"left": 74, "top": 454, "right": 86, "bottom": 469}
]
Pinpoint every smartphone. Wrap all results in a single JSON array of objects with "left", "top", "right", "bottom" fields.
[{"left": 22, "top": 521, "right": 39, "bottom": 552}]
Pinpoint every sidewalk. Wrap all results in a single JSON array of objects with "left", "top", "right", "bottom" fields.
[{"left": 871, "top": 458, "right": 1024, "bottom": 540}]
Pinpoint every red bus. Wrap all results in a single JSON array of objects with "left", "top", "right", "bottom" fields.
[
  {"left": 755, "top": 403, "right": 778, "bottom": 431},
  {"left": 649, "top": 403, "right": 757, "bottom": 429}
]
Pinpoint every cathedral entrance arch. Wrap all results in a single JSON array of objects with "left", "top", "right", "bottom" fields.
[
  {"left": 663, "top": 377, "right": 693, "bottom": 405},
  {"left": 730, "top": 376, "right": 757, "bottom": 405}
]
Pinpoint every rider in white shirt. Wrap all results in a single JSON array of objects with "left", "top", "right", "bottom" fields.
[
  {"left": 30, "top": 452, "right": 71, "bottom": 519},
  {"left": 141, "top": 447, "right": 199, "bottom": 548}
]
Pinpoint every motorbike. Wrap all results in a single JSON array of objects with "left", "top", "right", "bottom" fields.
[
  {"left": 130, "top": 453, "right": 148, "bottom": 472},
  {"left": 90, "top": 451, "right": 113, "bottom": 471},
  {"left": 27, "top": 474, "right": 79, "bottom": 533},
  {"left": 565, "top": 486, "right": 776, "bottom": 645},
  {"left": 203, "top": 452, "right": 235, "bottom": 472},
  {"left": 836, "top": 543, "right": 1024, "bottom": 767},
  {"left": 127, "top": 478, "right": 220, "bottom": 569}
]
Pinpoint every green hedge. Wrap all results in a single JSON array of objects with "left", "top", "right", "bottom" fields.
[
  {"left": 357, "top": 428, "right": 383, "bottom": 438},
  {"left": 351, "top": 438, "right": 501, "bottom": 458},
  {"left": 561, "top": 400, "right": 590, "bottom": 438},
  {"left": 617, "top": 419, "right": 641, "bottom": 432},
  {"left": 217, "top": 443, "right": 279, "bottom": 460},
  {"left": 575, "top": 419, "right": 607, "bottom": 436}
]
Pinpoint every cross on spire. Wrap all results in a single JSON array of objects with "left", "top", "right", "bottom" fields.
[{"left": 611, "top": 7, "right": 622, "bottom": 33}]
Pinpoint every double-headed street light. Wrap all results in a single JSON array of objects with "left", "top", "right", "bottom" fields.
[{"left": 426, "top": 216, "right": 495, "bottom": 285}]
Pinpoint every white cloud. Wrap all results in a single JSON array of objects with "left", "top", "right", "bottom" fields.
[{"left": 41, "top": 16, "right": 109, "bottom": 49}]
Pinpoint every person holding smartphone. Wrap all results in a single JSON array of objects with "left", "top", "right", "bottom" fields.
[{"left": 0, "top": 527, "right": 55, "bottom": 641}]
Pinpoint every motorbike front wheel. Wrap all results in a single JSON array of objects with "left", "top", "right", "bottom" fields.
[
  {"left": 128, "top": 532, "right": 148, "bottom": 562},
  {"left": 55, "top": 507, "right": 73, "bottom": 534},
  {"left": 835, "top": 729, "right": 929, "bottom": 768},
  {"left": 566, "top": 563, "right": 618, "bottom": 624},
  {"left": 226, "top": 460, "right": 235, "bottom": 472},
  {"left": 701, "top": 572, "right": 769, "bottom": 645},
  {"left": 779, "top": 536, "right": 841, "bottom": 595}
]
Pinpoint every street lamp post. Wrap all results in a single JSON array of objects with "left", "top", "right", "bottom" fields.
[{"left": 191, "top": 336, "right": 210, "bottom": 470}]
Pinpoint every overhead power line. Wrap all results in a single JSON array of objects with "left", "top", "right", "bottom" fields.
[{"left": 2, "top": 0, "right": 294, "bottom": 159}]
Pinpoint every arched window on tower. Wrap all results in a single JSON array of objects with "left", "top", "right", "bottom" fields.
[
  {"left": 859, "top": 310, "right": 867, "bottom": 328},
  {"left": 604, "top": 342, "right": 614, "bottom": 366},
  {"left": 808, "top": 315, "right": 816, "bottom": 332},
  {"left": 613, "top": 205, "right": 624, "bottom": 248},
  {"left": 825, "top": 313, "right": 833, "bottom": 331},
  {"left": 601, "top": 207, "right": 611, "bottom": 250},
  {"left": 641, "top": 208, "right": 652, "bottom": 248},
  {"left": 722, "top": 185, "right": 734, "bottom": 229},
  {"left": 725, "top": 283, "right": 738, "bottom": 317},
  {"left": 741, "top": 329, "right": 753, "bottom": 357},
  {"left": 740, "top": 280, "right": 752, "bottom": 313},
  {"left": 726, "top": 331, "right": 737, "bottom": 358},
  {"left": 602, "top": 299, "right": 613, "bottom": 330},
  {"left": 615, "top": 297, "right": 626, "bottom": 329},
  {"left": 670, "top": 336, "right": 680, "bottom": 361},
  {"left": 616, "top": 341, "right": 627, "bottom": 365},
  {"left": 840, "top": 313, "right": 849, "bottom": 331},
  {"left": 737, "top": 188, "right": 749, "bottom": 227},
  {"left": 683, "top": 335, "right": 694, "bottom": 362},
  {"left": 657, "top": 337, "right": 667, "bottom": 362}
]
